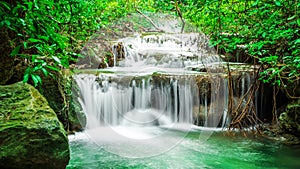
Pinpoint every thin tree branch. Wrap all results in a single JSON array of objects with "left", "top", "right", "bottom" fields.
[
  {"left": 136, "top": 9, "right": 164, "bottom": 32},
  {"left": 175, "top": 1, "right": 185, "bottom": 33}
]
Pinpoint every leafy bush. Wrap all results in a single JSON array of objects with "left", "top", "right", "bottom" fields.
[{"left": 1, "top": 0, "right": 77, "bottom": 86}]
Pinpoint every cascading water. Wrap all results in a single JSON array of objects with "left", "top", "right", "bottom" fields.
[
  {"left": 75, "top": 33, "right": 259, "bottom": 130},
  {"left": 112, "top": 33, "right": 220, "bottom": 68},
  {"left": 75, "top": 74, "right": 200, "bottom": 128}
]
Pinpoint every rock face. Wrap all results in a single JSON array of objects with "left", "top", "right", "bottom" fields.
[{"left": 0, "top": 82, "right": 70, "bottom": 169}]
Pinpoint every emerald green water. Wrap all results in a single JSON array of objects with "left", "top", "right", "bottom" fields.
[{"left": 67, "top": 129, "right": 300, "bottom": 169}]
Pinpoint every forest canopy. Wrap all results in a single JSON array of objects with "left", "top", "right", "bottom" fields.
[{"left": 1, "top": 0, "right": 299, "bottom": 92}]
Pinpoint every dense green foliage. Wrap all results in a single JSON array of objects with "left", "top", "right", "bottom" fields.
[
  {"left": 1, "top": 0, "right": 299, "bottom": 89},
  {"left": 0, "top": 0, "right": 140, "bottom": 86},
  {"left": 184, "top": 0, "right": 299, "bottom": 87},
  {"left": 153, "top": 0, "right": 300, "bottom": 87}
]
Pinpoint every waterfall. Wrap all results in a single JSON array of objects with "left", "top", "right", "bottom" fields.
[
  {"left": 75, "top": 33, "right": 260, "bottom": 129},
  {"left": 75, "top": 74, "right": 204, "bottom": 128},
  {"left": 75, "top": 73, "right": 247, "bottom": 128}
]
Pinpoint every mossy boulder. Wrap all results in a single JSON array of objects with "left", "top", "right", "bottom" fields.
[
  {"left": 38, "top": 70, "right": 86, "bottom": 132},
  {"left": 0, "top": 82, "right": 70, "bottom": 169},
  {"left": 279, "top": 99, "right": 300, "bottom": 137}
]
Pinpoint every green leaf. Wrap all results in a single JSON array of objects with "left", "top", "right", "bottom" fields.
[
  {"left": 252, "top": 0, "right": 259, "bottom": 6},
  {"left": 24, "top": 1, "right": 32, "bottom": 10},
  {"left": 35, "top": 45, "right": 44, "bottom": 53},
  {"left": 4, "top": 20, "right": 10, "bottom": 26},
  {"left": 0, "top": 1, "right": 11, "bottom": 10},
  {"left": 41, "top": 68, "right": 49, "bottom": 76},
  {"left": 288, "top": 15, "right": 296, "bottom": 21},
  {"left": 31, "top": 74, "right": 41, "bottom": 86},
  {"left": 28, "top": 38, "right": 42, "bottom": 43},
  {"left": 23, "top": 67, "right": 31, "bottom": 83},
  {"left": 33, "top": 59, "right": 44, "bottom": 63},
  {"left": 10, "top": 45, "right": 21, "bottom": 56},
  {"left": 38, "top": 35, "right": 49, "bottom": 41},
  {"left": 52, "top": 56, "right": 61, "bottom": 64},
  {"left": 12, "top": 4, "right": 26, "bottom": 14},
  {"left": 46, "top": 65, "right": 59, "bottom": 71},
  {"left": 23, "top": 73, "right": 29, "bottom": 83},
  {"left": 19, "top": 18, "right": 26, "bottom": 26},
  {"left": 36, "top": 75, "right": 42, "bottom": 84},
  {"left": 23, "top": 42, "right": 28, "bottom": 49},
  {"left": 33, "top": 0, "right": 39, "bottom": 9},
  {"left": 31, "top": 55, "right": 37, "bottom": 62}
]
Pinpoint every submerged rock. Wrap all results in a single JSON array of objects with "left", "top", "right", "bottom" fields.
[{"left": 0, "top": 82, "right": 70, "bottom": 169}]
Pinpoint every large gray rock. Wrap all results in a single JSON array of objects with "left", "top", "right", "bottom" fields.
[{"left": 0, "top": 82, "right": 70, "bottom": 169}]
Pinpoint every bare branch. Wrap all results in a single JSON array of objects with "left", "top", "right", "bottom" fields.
[
  {"left": 175, "top": 1, "right": 185, "bottom": 33},
  {"left": 136, "top": 9, "right": 164, "bottom": 32}
]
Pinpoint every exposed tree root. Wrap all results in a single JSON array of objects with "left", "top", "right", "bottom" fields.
[{"left": 228, "top": 66, "right": 263, "bottom": 132}]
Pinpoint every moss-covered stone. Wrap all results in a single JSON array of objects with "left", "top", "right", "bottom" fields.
[
  {"left": 39, "top": 70, "right": 86, "bottom": 132},
  {"left": 279, "top": 99, "right": 300, "bottom": 137},
  {"left": 0, "top": 82, "right": 70, "bottom": 169}
]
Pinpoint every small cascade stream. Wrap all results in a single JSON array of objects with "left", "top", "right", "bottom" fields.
[{"left": 112, "top": 33, "right": 219, "bottom": 68}]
